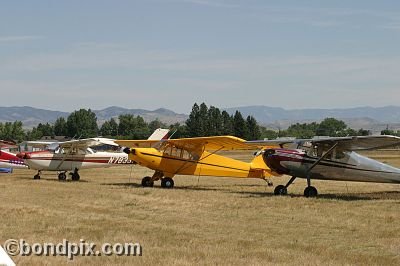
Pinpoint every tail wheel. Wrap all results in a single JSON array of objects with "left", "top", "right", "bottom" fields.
[
  {"left": 161, "top": 177, "right": 174, "bottom": 189},
  {"left": 304, "top": 186, "right": 318, "bottom": 197},
  {"left": 33, "top": 174, "right": 40, "bottom": 180},
  {"left": 274, "top": 185, "right": 287, "bottom": 195},
  {"left": 141, "top": 176, "right": 154, "bottom": 187}
]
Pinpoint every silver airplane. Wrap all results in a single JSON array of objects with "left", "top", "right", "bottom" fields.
[{"left": 247, "top": 135, "right": 400, "bottom": 197}]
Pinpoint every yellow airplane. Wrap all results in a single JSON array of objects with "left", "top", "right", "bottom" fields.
[{"left": 116, "top": 136, "right": 277, "bottom": 188}]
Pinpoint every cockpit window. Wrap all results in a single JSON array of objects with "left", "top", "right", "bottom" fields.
[{"left": 307, "top": 144, "right": 347, "bottom": 161}]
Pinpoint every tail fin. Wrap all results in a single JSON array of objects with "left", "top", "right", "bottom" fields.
[
  {"left": 147, "top": 128, "right": 170, "bottom": 140},
  {"left": 250, "top": 152, "right": 267, "bottom": 169}
]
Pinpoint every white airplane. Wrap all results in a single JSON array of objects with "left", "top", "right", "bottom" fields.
[
  {"left": 17, "top": 128, "right": 169, "bottom": 181},
  {"left": 247, "top": 135, "right": 400, "bottom": 197},
  {"left": 0, "top": 140, "right": 28, "bottom": 173}
]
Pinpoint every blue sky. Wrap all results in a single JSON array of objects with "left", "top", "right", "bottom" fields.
[{"left": 1, "top": 0, "right": 400, "bottom": 113}]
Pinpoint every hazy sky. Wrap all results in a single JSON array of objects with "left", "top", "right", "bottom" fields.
[{"left": 1, "top": 0, "right": 400, "bottom": 113}]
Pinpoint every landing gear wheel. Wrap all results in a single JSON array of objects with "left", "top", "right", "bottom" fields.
[
  {"left": 274, "top": 185, "right": 287, "bottom": 195},
  {"left": 33, "top": 174, "right": 40, "bottom": 180},
  {"left": 141, "top": 176, "right": 154, "bottom": 187},
  {"left": 58, "top": 172, "right": 67, "bottom": 181},
  {"left": 71, "top": 173, "right": 80, "bottom": 181},
  {"left": 304, "top": 186, "right": 318, "bottom": 197},
  {"left": 161, "top": 177, "right": 174, "bottom": 189}
]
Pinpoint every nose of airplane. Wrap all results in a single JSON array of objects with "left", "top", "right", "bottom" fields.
[
  {"left": 262, "top": 149, "right": 291, "bottom": 175},
  {"left": 123, "top": 148, "right": 135, "bottom": 155}
]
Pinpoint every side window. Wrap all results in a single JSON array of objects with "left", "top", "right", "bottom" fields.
[
  {"left": 164, "top": 146, "right": 172, "bottom": 155},
  {"left": 170, "top": 147, "right": 180, "bottom": 157},
  {"left": 182, "top": 150, "right": 191, "bottom": 160},
  {"left": 307, "top": 146, "right": 318, "bottom": 157}
]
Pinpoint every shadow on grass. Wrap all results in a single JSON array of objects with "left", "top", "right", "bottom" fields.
[
  {"left": 24, "top": 178, "right": 89, "bottom": 183},
  {"left": 319, "top": 191, "right": 400, "bottom": 201},
  {"left": 101, "top": 182, "right": 143, "bottom": 188},
  {"left": 233, "top": 190, "right": 400, "bottom": 201},
  {"left": 101, "top": 182, "right": 249, "bottom": 192},
  {"left": 101, "top": 182, "right": 400, "bottom": 201}
]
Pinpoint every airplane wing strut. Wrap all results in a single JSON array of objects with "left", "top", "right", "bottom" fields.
[{"left": 305, "top": 142, "right": 338, "bottom": 187}]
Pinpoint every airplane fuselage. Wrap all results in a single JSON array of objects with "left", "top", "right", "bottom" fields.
[
  {"left": 0, "top": 150, "right": 28, "bottom": 170},
  {"left": 127, "top": 147, "right": 271, "bottom": 179},
  {"left": 20, "top": 150, "right": 135, "bottom": 171},
  {"left": 264, "top": 149, "right": 400, "bottom": 184}
]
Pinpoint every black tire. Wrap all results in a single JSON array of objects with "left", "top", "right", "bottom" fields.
[
  {"left": 161, "top": 177, "right": 174, "bottom": 189},
  {"left": 141, "top": 176, "right": 154, "bottom": 187},
  {"left": 71, "top": 173, "right": 80, "bottom": 181},
  {"left": 58, "top": 172, "right": 67, "bottom": 181},
  {"left": 274, "top": 185, "right": 287, "bottom": 195},
  {"left": 33, "top": 174, "right": 40, "bottom": 180},
  {"left": 304, "top": 186, "right": 318, "bottom": 197}
]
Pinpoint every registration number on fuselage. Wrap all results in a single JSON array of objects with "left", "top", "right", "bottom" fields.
[{"left": 108, "top": 156, "right": 134, "bottom": 164}]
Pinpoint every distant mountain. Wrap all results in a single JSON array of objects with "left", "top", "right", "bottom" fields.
[
  {"left": 94, "top": 106, "right": 187, "bottom": 125},
  {"left": 0, "top": 106, "right": 69, "bottom": 128},
  {"left": 224, "top": 105, "right": 400, "bottom": 133},
  {"left": 2, "top": 105, "right": 400, "bottom": 133},
  {"left": 0, "top": 106, "right": 187, "bottom": 128}
]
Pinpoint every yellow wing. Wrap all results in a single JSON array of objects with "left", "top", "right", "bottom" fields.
[
  {"left": 167, "top": 136, "right": 252, "bottom": 151},
  {"left": 117, "top": 136, "right": 266, "bottom": 152}
]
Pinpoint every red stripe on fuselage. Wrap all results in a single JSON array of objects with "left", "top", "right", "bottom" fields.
[{"left": 26, "top": 157, "right": 112, "bottom": 164}]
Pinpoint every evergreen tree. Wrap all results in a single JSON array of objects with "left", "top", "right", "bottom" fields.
[
  {"left": 185, "top": 103, "right": 201, "bottom": 137},
  {"left": 198, "top": 103, "right": 209, "bottom": 136},
  {"left": 221, "top": 111, "right": 233, "bottom": 135},
  {"left": 207, "top": 106, "right": 223, "bottom": 136},
  {"left": 246, "top": 116, "right": 261, "bottom": 140},
  {"left": 233, "top": 111, "right": 248, "bottom": 138}
]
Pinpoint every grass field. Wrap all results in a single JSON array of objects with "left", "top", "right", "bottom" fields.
[{"left": 1, "top": 151, "right": 400, "bottom": 265}]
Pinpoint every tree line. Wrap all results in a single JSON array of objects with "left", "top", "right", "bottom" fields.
[
  {"left": 1, "top": 103, "right": 397, "bottom": 142},
  {"left": 261, "top": 118, "right": 373, "bottom": 139}
]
